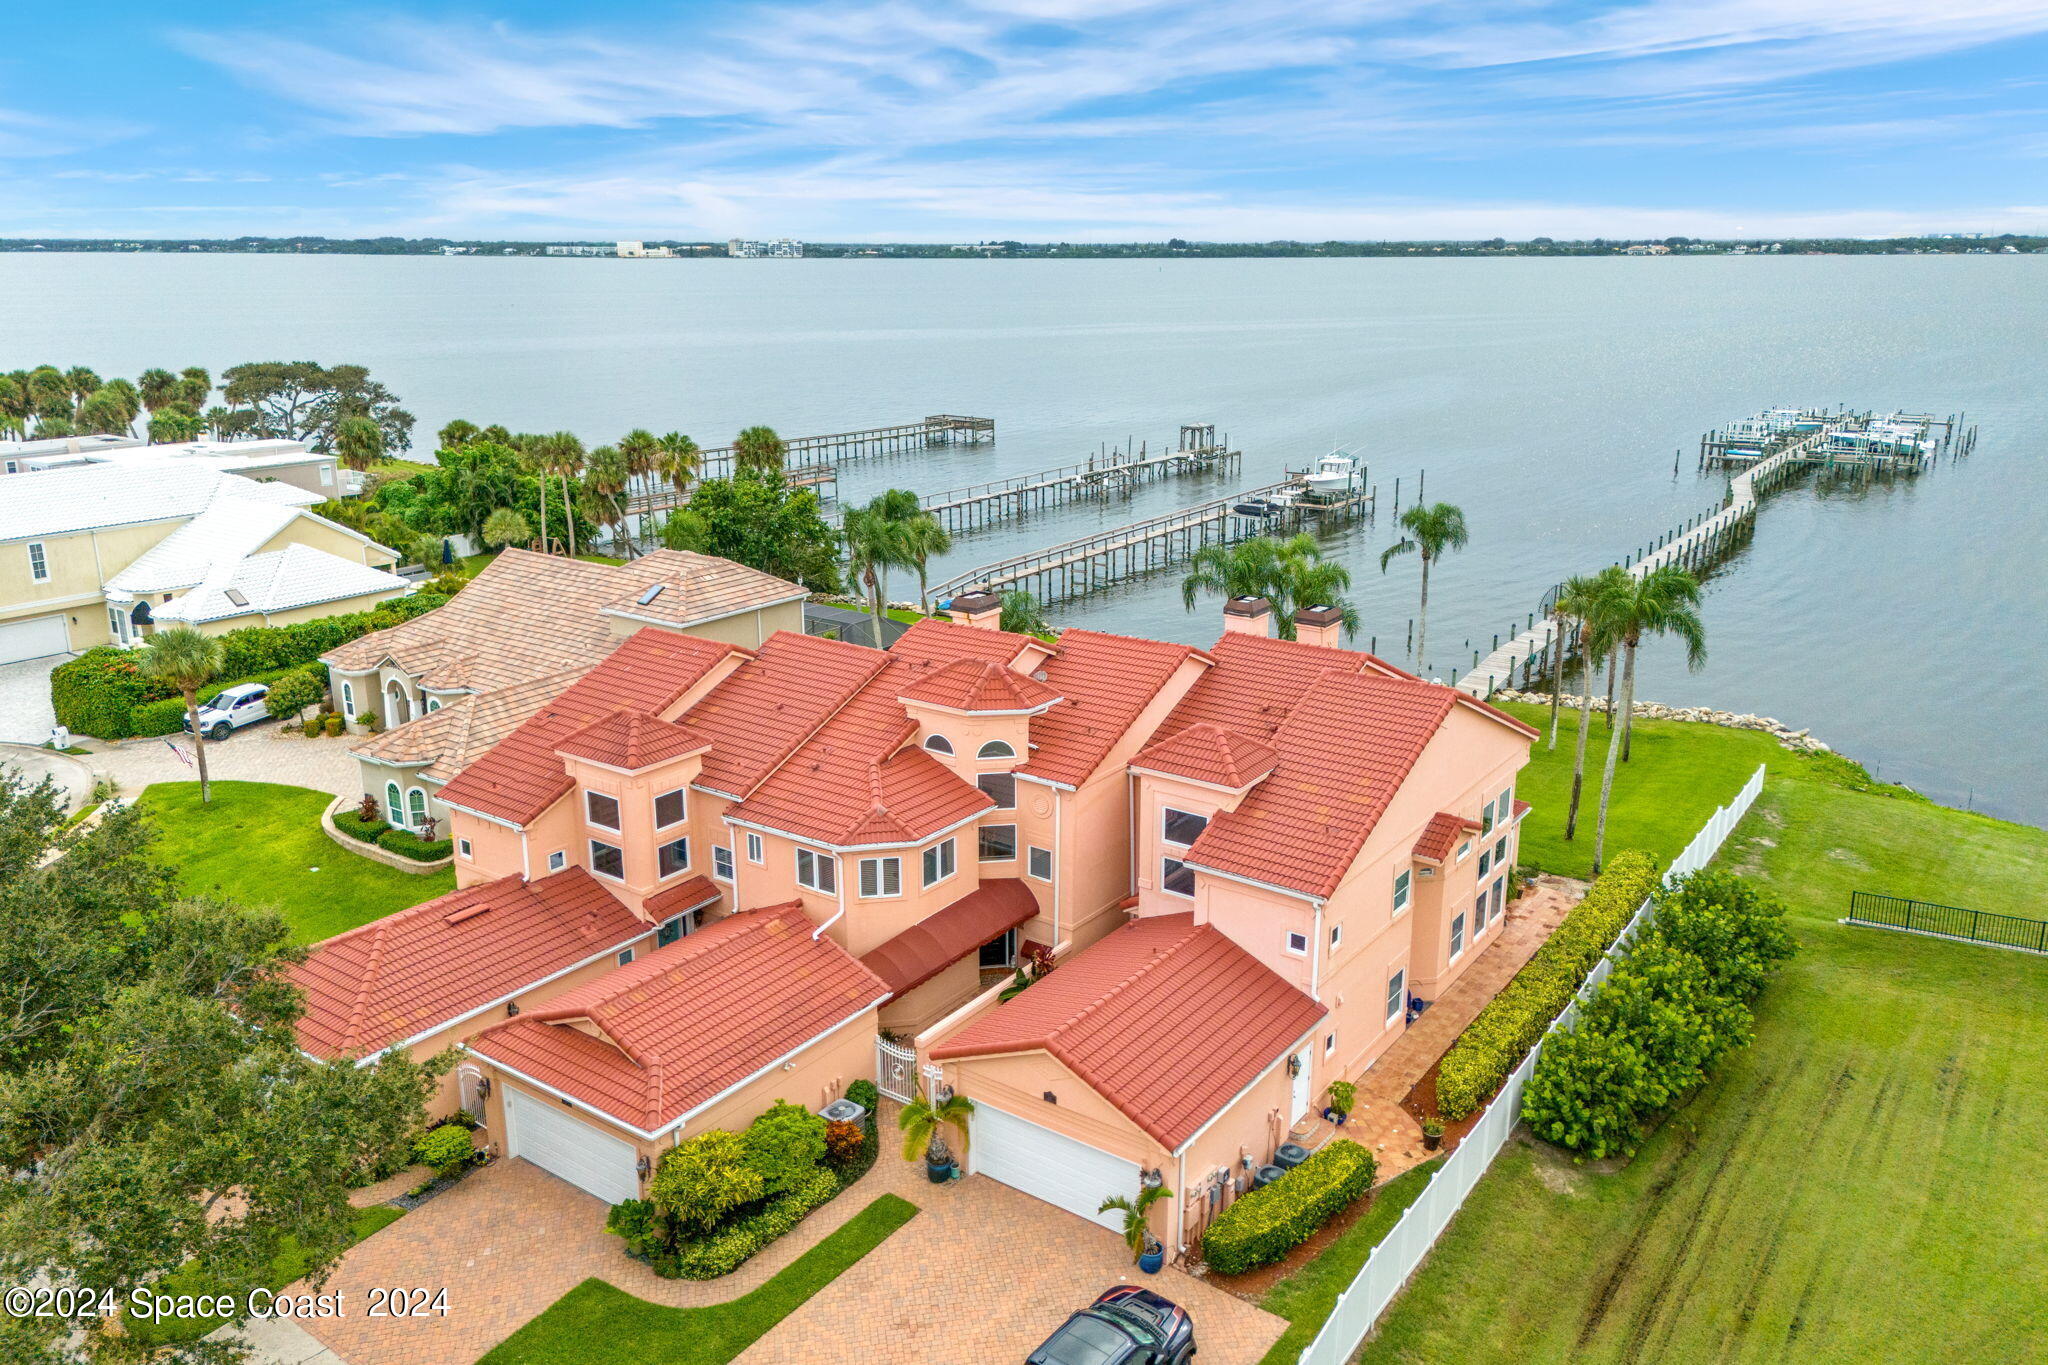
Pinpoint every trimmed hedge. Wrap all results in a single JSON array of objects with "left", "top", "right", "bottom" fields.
[
  {"left": 50, "top": 591, "right": 448, "bottom": 739},
  {"left": 333, "top": 810, "right": 388, "bottom": 844},
  {"left": 376, "top": 827, "right": 454, "bottom": 862},
  {"left": 1435, "top": 849, "right": 1662, "bottom": 1120},
  {"left": 124, "top": 665, "right": 329, "bottom": 738},
  {"left": 666, "top": 1166, "right": 842, "bottom": 1280},
  {"left": 1202, "top": 1139, "right": 1377, "bottom": 1275}
]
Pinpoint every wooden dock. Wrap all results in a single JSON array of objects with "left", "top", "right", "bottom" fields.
[
  {"left": 928, "top": 470, "right": 1372, "bottom": 606},
  {"left": 624, "top": 413, "right": 991, "bottom": 517},
  {"left": 922, "top": 424, "right": 1240, "bottom": 532}
]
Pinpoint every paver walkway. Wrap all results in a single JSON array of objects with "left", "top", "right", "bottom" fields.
[
  {"left": 1291, "top": 875, "right": 1583, "bottom": 1181},
  {"left": 274, "top": 1109, "right": 1282, "bottom": 1365},
  {"left": 80, "top": 722, "right": 363, "bottom": 801}
]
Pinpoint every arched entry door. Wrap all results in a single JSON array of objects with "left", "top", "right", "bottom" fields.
[{"left": 384, "top": 680, "right": 412, "bottom": 724}]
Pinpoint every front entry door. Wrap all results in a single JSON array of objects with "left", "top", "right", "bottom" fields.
[{"left": 1290, "top": 1047, "right": 1314, "bottom": 1122}]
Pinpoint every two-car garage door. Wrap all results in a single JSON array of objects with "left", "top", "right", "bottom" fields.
[
  {"left": 504, "top": 1086, "right": 641, "bottom": 1206},
  {"left": 0, "top": 615, "right": 68, "bottom": 667},
  {"left": 971, "top": 1103, "right": 1142, "bottom": 1233}
]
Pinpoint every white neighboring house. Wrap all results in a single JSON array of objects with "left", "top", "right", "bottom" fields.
[
  {"left": 0, "top": 434, "right": 360, "bottom": 497},
  {"left": 0, "top": 460, "right": 409, "bottom": 665}
]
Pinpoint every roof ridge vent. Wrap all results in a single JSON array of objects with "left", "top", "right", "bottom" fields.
[{"left": 442, "top": 900, "right": 493, "bottom": 925}]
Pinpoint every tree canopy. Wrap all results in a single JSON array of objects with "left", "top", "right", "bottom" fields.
[{"left": 657, "top": 470, "right": 841, "bottom": 591}]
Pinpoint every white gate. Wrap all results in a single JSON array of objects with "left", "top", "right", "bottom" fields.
[{"left": 876, "top": 1036, "right": 918, "bottom": 1102}]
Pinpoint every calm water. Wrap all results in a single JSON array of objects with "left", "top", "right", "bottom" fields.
[{"left": 4, "top": 254, "right": 2040, "bottom": 824}]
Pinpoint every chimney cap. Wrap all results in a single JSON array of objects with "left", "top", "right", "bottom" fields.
[
  {"left": 947, "top": 588, "right": 1002, "bottom": 615},
  {"left": 1295, "top": 604, "right": 1344, "bottom": 627},
  {"left": 1222, "top": 596, "right": 1273, "bottom": 617}
]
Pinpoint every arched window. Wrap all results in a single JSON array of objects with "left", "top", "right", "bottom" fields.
[
  {"left": 341, "top": 682, "right": 355, "bottom": 718},
  {"left": 407, "top": 788, "right": 428, "bottom": 828},
  {"left": 425, "top": 697, "right": 441, "bottom": 713},
  {"left": 385, "top": 781, "right": 403, "bottom": 826},
  {"left": 923, "top": 735, "right": 954, "bottom": 755},
  {"left": 976, "top": 739, "right": 1016, "bottom": 759}
]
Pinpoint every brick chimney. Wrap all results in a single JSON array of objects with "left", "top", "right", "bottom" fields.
[
  {"left": 946, "top": 588, "right": 1003, "bottom": 630},
  {"left": 1221, "top": 596, "right": 1273, "bottom": 636},
  {"left": 1294, "top": 604, "right": 1345, "bottom": 648}
]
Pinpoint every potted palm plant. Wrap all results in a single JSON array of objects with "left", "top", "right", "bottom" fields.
[
  {"left": 1323, "top": 1080, "right": 1356, "bottom": 1126},
  {"left": 898, "top": 1086, "right": 974, "bottom": 1184},
  {"left": 1099, "top": 1182, "right": 1173, "bottom": 1274}
]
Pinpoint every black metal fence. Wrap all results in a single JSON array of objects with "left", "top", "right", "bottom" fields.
[{"left": 1846, "top": 891, "right": 2048, "bottom": 955}]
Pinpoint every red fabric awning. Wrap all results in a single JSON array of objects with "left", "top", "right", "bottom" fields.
[{"left": 860, "top": 879, "right": 1040, "bottom": 998}]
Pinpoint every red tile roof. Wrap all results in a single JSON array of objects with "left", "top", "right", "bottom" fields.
[
  {"left": 555, "top": 707, "right": 711, "bottom": 771},
  {"left": 1512, "top": 798, "right": 1532, "bottom": 820},
  {"left": 1157, "top": 631, "right": 1404, "bottom": 741},
  {"left": 1413, "top": 811, "right": 1483, "bottom": 863},
  {"left": 641, "top": 874, "right": 721, "bottom": 921},
  {"left": 1015, "top": 629, "right": 1207, "bottom": 788},
  {"left": 897, "top": 658, "right": 1061, "bottom": 714},
  {"left": 437, "top": 630, "right": 743, "bottom": 825},
  {"left": 467, "top": 902, "right": 889, "bottom": 1133},
  {"left": 859, "top": 879, "right": 1040, "bottom": 998},
  {"left": 1130, "top": 722, "right": 1279, "bottom": 790},
  {"left": 683, "top": 631, "right": 887, "bottom": 798},
  {"left": 932, "top": 913, "right": 1325, "bottom": 1150},
  {"left": 1185, "top": 670, "right": 1458, "bottom": 900},
  {"left": 890, "top": 615, "right": 1044, "bottom": 667},
  {"left": 290, "top": 868, "right": 644, "bottom": 1061}
]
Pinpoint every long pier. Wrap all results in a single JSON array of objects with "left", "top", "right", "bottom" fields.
[
  {"left": 928, "top": 470, "right": 1372, "bottom": 605},
  {"left": 922, "top": 424, "right": 1240, "bottom": 532},
  {"left": 624, "top": 413, "right": 992, "bottom": 518}
]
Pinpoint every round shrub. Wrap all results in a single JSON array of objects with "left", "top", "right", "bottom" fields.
[
  {"left": 823, "top": 1120, "right": 864, "bottom": 1167},
  {"left": 302, "top": 716, "right": 323, "bottom": 738},
  {"left": 844, "top": 1079, "right": 880, "bottom": 1111},
  {"left": 413, "top": 1124, "right": 475, "bottom": 1179},
  {"left": 323, "top": 714, "right": 344, "bottom": 737},
  {"left": 265, "top": 668, "right": 325, "bottom": 721},
  {"left": 1201, "top": 1140, "right": 1377, "bottom": 1275},
  {"left": 743, "top": 1101, "right": 828, "bottom": 1197}
]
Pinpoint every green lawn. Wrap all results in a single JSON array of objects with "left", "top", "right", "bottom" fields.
[
  {"left": 139, "top": 781, "right": 452, "bottom": 942},
  {"left": 127, "top": 1205, "right": 406, "bottom": 1346},
  {"left": 1258, "top": 1161, "right": 1442, "bottom": 1364},
  {"left": 478, "top": 1194, "right": 919, "bottom": 1365},
  {"left": 1358, "top": 724, "right": 2048, "bottom": 1364}
]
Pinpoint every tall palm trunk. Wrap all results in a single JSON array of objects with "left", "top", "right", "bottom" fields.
[
  {"left": 536, "top": 474, "right": 549, "bottom": 555},
  {"left": 1621, "top": 672, "right": 1637, "bottom": 761},
  {"left": 562, "top": 474, "right": 578, "bottom": 557},
  {"left": 183, "top": 688, "right": 212, "bottom": 804},
  {"left": 1414, "top": 553, "right": 1432, "bottom": 675},
  {"left": 1546, "top": 613, "right": 1568, "bottom": 749},
  {"left": 1564, "top": 632, "right": 1596, "bottom": 840},
  {"left": 1602, "top": 651, "right": 1618, "bottom": 737},
  {"left": 864, "top": 564, "right": 885, "bottom": 645},
  {"left": 1591, "top": 634, "right": 1639, "bottom": 873}
]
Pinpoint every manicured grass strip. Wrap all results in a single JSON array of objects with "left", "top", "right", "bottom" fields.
[
  {"left": 127, "top": 1205, "right": 406, "bottom": 1345},
  {"left": 139, "top": 781, "right": 454, "bottom": 942},
  {"left": 1256, "top": 1161, "right": 1441, "bottom": 1365},
  {"left": 479, "top": 1194, "right": 919, "bottom": 1365}
]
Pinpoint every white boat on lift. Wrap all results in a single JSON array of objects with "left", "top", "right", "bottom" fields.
[{"left": 1304, "top": 447, "right": 1364, "bottom": 494}]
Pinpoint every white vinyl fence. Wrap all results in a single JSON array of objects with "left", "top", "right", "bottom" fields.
[{"left": 1297, "top": 763, "right": 1767, "bottom": 1365}]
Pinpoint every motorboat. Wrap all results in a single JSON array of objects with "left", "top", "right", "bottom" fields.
[{"left": 1304, "top": 449, "right": 1363, "bottom": 494}]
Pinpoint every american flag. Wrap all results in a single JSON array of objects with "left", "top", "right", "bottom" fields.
[{"left": 163, "top": 738, "right": 193, "bottom": 769}]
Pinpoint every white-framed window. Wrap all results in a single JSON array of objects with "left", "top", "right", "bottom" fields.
[
  {"left": 796, "top": 847, "right": 838, "bottom": 893},
  {"left": 979, "top": 824, "right": 1017, "bottom": 861},
  {"left": 590, "top": 840, "right": 624, "bottom": 880},
  {"left": 1450, "top": 911, "right": 1466, "bottom": 960},
  {"left": 616, "top": 947, "right": 635, "bottom": 966},
  {"left": 745, "top": 831, "right": 764, "bottom": 863},
  {"left": 26, "top": 541, "right": 48, "bottom": 583},
  {"left": 712, "top": 845, "right": 733, "bottom": 881},
  {"left": 655, "top": 788, "right": 687, "bottom": 828},
  {"left": 1324, "top": 1031, "right": 1337, "bottom": 1056},
  {"left": 341, "top": 681, "right": 355, "bottom": 718},
  {"left": 924, "top": 734, "right": 954, "bottom": 755},
  {"left": 1455, "top": 840, "right": 1471, "bottom": 863},
  {"left": 1478, "top": 846, "right": 1492, "bottom": 878},
  {"left": 922, "top": 837, "right": 956, "bottom": 888},
  {"left": 658, "top": 837, "right": 689, "bottom": 878},
  {"left": 1285, "top": 930, "right": 1309, "bottom": 956},
  {"left": 1494, "top": 835, "right": 1509, "bottom": 864},
  {"left": 585, "top": 791, "right": 621, "bottom": 830},
  {"left": 547, "top": 849, "right": 566, "bottom": 872},
  {"left": 1498, "top": 788, "right": 1513, "bottom": 824},
  {"left": 1386, "top": 968, "right": 1406, "bottom": 1025},
  {"left": 425, "top": 696, "right": 441, "bottom": 713},
  {"left": 1027, "top": 845, "right": 1053, "bottom": 881},
  {"left": 1481, "top": 797, "right": 1496, "bottom": 836},
  {"left": 1393, "top": 868, "right": 1411, "bottom": 915},
  {"left": 384, "top": 781, "right": 403, "bottom": 826},
  {"left": 1160, "top": 856, "right": 1195, "bottom": 897},
  {"left": 976, "top": 739, "right": 1015, "bottom": 759},
  {"left": 319, "top": 465, "right": 334, "bottom": 486},
  {"left": 976, "top": 772, "right": 1016, "bottom": 809},
  {"left": 457, "top": 838, "right": 472, "bottom": 859},
  {"left": 1491, "top": 877, "right": 1506, "bottom": 922},
  {"left": 406, "top": 787, "right": 428, "bottom": 828},
  {"left": 1330, "top": 923, "right": 1343, "bottom": 949},
  {"left": 1162, "top": 806, "right": 1208, "bottom": 847},
  {"left": 859, "top": 856, "right": 902, "bottom": 898}
]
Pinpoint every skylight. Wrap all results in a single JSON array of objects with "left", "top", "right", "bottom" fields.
[
  {"left": 637, "top": 584, "right": 666, "bottom": 606},
  {"left": 224, "top": 588, "right": 249, "bottom": 607}
]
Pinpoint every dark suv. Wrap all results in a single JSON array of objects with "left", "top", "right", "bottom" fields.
[{"left": 1026, "top": 1286, "right": 1196, "bottom": 1365}]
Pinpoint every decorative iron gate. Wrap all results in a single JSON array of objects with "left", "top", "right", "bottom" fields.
[{"left": 875, "top": 1036, "right": 917, "bottom": 1103}]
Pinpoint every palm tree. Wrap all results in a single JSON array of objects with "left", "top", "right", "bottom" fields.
[
  {"left": 520, "top": 432, "right": 585, "bottom": 555},
  {"left": 99, "top": 378, "right": 141, "bottom": 432},
  {"left": 334, "top": 414, "right": 384, "bottom": 472},
  {"left": 617, "top": 428, "right": 660, "bottom": 488},
  {"left": 139, "top": 627, "right": 226, "bottom": 805},
  {"left": 1590, "top": 564, "right": 1707, "bottom": 872},
  {"left": 1561, "top": 568, "right": 1626, "bottom": 843},
  {"left": 1099, "top": 1183, "right": 1174, "bottom": 1262},
  {"left": 654, "top": 431, "right": 701, "bottom": 498},
  {"left": 1545, "top": 575, "right": 1601, "bottom": 751},
  {"left": 438, "top": 418, "right": 481, "bottom": 450},
  {"left": 1379, "top": 502, "right": 1468, "bottom": 678},
  {"left": 999, "top": 589, "right": 1051, "bottom": 636},
  {"left": 898, "top": 513, "right": 952, "bottom": 615},
  {"left": 581, "top": 444, "right": 631, "bottom": 554},
  {"left": 147, "top": 408, "right": 204, "bottom": 444},
  {"left": 137, "top": 367, "right": 179, "bottom": 413},
  {"left": 1181, "top": 533, "right": 1356, "bottom": 640},
  {"left": 898, "top": 1086, "right": 975, "bottom": 1166},
  {"left": 177, "top": 367, "right": 211, "bottom": 411},
  {"left": 733, "top": 425, "right": 786, "bottom": 478},
  {"left": 843, "top": 501, "right": 912, "bottom": 639},
  {"left": 64, "top": 366, "right": 101, "bottom": 412},
  {"left": 481, "top": 507, "right": 532, "bottom": 551}
]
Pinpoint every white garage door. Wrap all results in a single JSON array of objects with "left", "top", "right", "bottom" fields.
[
  {"left": 971, "top": 1103, "right": 1142, "bottom": 1232},
  {"left": 504, "top": 1087, "right": 641, "bottom": 1206},
  {"left": 0, "top": 615, "right": 68, "bottom": 666}
]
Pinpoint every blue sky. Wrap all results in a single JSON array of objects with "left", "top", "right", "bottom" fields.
[{"left": 5, "top": 0, "right": 2046, "bottom": 240}]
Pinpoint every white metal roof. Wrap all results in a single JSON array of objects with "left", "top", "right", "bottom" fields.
[
  {"left": 0, "top": 463, "right": 320, "bottom": 543},
  {"left": 153, "top": 543, "right": 410, "bottom": 624}
]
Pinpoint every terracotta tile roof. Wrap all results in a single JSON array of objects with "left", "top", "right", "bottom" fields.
[
  {"left": 1014, "top": 629, "right": 1207, "bottom": 789},
  {"left": 889, "top": 616, "right": 1044, "bottom": 667},
  {"left": 350, "top": 665, "right": 593, "bottom": 781},
  {"left": 436, "top": 630, "right": 742, "bottom": 825},
  {"left": 1413, "top": 810, "right": 1483, "bottom": 863},
  {"left": 1513, "top": 798, "right": 1532, "bottom": 820},
  {"left": 681, "top": 631, "right": 890, "bottom": 798},
  {"left": 1158, "top": 632, "right": 1405, "bottom": 742},
  {"left": 320, "top": 548, "right": 794, "bottom": 695},
  {"left": 932, "top": 913, "right": 1325, "bottom": 1151},
  {"left": 290, "top": 868, "right": 644, "bottom": 1061},
  {"left": 595, "top": 550, "right": 808, "bottom": 628},
  {"left": 556, "top": 707, "right": 712, "bottom": 770},
  {"left": 897, "top": 658, "right": 1062, "bottom": 714},
  {"left": 466, "top": 903, "right": 889, "bottom": 1133},
  {"left": 1185, "top": 671, "right": 1458, "bottom": 900},
  {"left": 1130, "top": 722, "right": 1279, "bottom": 790},
  {"left": 859, "top": 879, "right": 1040, "bottom": 998},
  {"left": 642, "top": 875, "right": 721, "bottom": 921}
]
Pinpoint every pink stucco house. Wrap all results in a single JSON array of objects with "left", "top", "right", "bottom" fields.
[{"left": 291, "top": 585, "right": 1533, "bottom": 1248}]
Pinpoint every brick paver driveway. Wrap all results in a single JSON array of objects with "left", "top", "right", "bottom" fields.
[
  {"left": 285, "top": 1113, "right": 1283, "bottom": 1365},
  {"left": 83, "top": 721, "right": 363, "bottom": 800}
]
